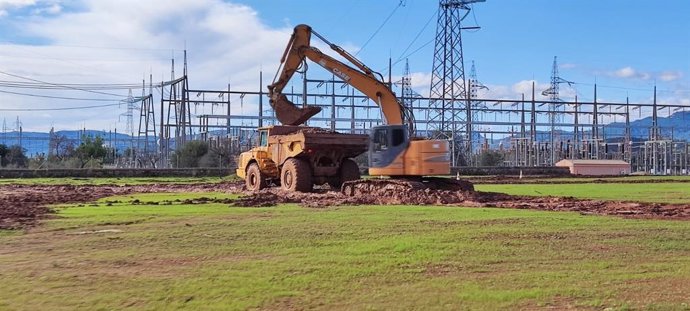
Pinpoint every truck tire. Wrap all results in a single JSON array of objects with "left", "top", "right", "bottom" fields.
[
  {"left": 245, "top": 163, "right": 267, "bottom": 191},
  {"left": 327, "top": 159, "right": 361, "bottom": 190},
  {"left": 281, "top": 158, "right": 313, "bottom": 192},
  {"left": 340, "top": 159, "right": 361, "bottom": 183}
]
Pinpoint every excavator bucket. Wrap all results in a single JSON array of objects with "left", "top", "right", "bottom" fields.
[{"left": 271, "top": 93, "right": 322, "bottom": 125}]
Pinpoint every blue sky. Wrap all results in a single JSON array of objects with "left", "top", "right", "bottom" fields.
[
  {"left": 237, "top": 0, "right": 690, "bottom": 101},
  {"left": 0, "top": 0, "right": 688, "bottom": 131}
]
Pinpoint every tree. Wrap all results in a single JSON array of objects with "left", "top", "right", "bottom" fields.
[
  {"left": 172, "top": 141, "right": 209, "bottom": 168},
  {"left": 50, "top": 134, "right": 75, "bottom": 161},
  {"left": 75, "top": 136, "right": 108, "bottom": 168},
  {"left": 199, "top": 145, "right": 232, "bottom": 168},
  {"left": 0, "top": 144, "right": 28, "bottom": 168},
  {"left": 478, "top": 150, "right": 505, "bottom": 167},
  {"left": 0, "top": 144, "right": 7, "bottom": 166}
]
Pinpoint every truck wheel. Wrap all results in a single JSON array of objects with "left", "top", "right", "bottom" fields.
[
  {"left": 281, "top": 158, "right": 313, "bottom": 192},
  {"left": 327, "top": 177, "right": 341, "bottom": 190},
  {"left": 340, "top": 159, "right": 361, "bottom": 183},
  {"left": 329, "top": 159, "right": 361, "bottom": 190},
  {"left": 246, "top": 163, "right": 267, "bottom": 191}
]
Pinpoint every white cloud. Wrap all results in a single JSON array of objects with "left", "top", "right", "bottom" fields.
[
  {"left": 559, "top": 63, "right": 576, "bottom": 70},
  {"left": 659, "top": 70, "right": 683, "bottom": 82},
  {"left": 0, "top": 0, "right": 34, "bottom": 16},
  {"left": 32, "top": 2, "right": 60, "bottom": 15},
  {"left": 0, "top": 0, "right": 294, "bottom": 132},
  {"left": 611, "top": 66, "right": 652, "bottom": 80},
  {"left": 0, "top": 0, "right": 36, "bottom": 8},
  {"left": 607, "top": 66, "right": 684, "bottom": 82}
]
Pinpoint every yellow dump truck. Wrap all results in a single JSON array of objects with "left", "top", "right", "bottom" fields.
[{"left": 236, "top": 125, "right": 368, "bottom": 192}]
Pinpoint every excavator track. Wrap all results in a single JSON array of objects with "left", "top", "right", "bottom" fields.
[{"left": 341, "top": 177, "right": 474, "bottom": 197}]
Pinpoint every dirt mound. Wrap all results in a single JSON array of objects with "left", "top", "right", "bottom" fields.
[
  {"left": 234, "top": 189, "right": 364, "bottom": 208},
  {"left": 2, "top": 180, "right": 689, "bottom": 230},
  {"left": 0, "top": 185, "right": 120, "bottom": 229},
  {"left": 237, "top": 181, "right": 690, "bottom": 220},
  {"left": 0, "top": 182, "right": 243, "bottom": 229},
  {"left": 471, "top": 192, "right": 690, "bottom": 219}
]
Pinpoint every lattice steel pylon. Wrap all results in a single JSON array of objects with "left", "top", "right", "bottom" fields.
[
  {"left": 428, "top": 0, "right": 484, "bottom": 166},
  {"left": 469, "top": 60, "right": 488, "bottom": 151},
  {"left": 541, "top": 56, "right": 573, "bottom": 164}
]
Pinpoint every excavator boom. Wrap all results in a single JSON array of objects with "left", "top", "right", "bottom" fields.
[
  {"left": 268, "top": 24, "right": 405, "bottom": 127},
  {"left": 269, "top": 24, "right": 451, "bottom": 181}
]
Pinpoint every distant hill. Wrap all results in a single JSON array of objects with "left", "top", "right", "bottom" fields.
[
  {"left": 0, "top": 130, "right": 134, "bottom": 157},
  {"left": 484, "top": 110, "right": 690, "bottom": 148}
]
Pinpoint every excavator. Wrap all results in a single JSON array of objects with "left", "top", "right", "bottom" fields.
[
  {"left": 237, "top": 24, "right": 472, "bottom": 194},
  {"left": 268, "top": 24, "right": 473, "bottom": 192}
]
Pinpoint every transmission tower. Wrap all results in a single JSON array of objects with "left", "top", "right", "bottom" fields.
[
  {"left": 428, "top": 0, "right": 484, "bottom": 166},
  {"left": 469, "top": 60, "right": 488, "bottom": 150},
  {"left": 401, "top": 59, "right": 413, "bottom": 108},
  {"left": 137, "top": 76, "right": 157, "bottom": 167},
  {"left": 541, "top": 56, "right": 573, "bottom": 164},
  {"left": 119, "top": 89, "right": 138, "bottom": 167}
]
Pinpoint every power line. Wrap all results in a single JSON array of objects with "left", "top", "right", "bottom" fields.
[
  {"left": 0, "top": 41, "right": 178, "bottom": 52},
  {"left": 355, "top": 1, "right": 405, "bottom": 56},
  {"left": 0, "top": 103, "right": 123, "bottom": 111},
  {"left": 394, "top": 10, "right": 437, "bottom": 65},
  {"left": 0, "top": 80, "right": 144, "bottom": 90},
  {"left": 572, "top": 82, "right": 690, "bottom": 94},
  {"left": 0, "top": 88, "right": 137, "bottom": 101},
  {"left": 0, "top": 70, "right": 128, "bottom": 98}
]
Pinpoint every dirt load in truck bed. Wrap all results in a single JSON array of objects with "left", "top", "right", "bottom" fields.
[{"left": 269, "top": 126, "right": 369, "bottom": 161}]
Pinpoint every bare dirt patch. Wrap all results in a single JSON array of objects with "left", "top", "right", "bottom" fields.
[
  {"left": 235, "top": 182, "right": 690, "bottom": 220},
  {"left": 0, "top": 183, "right": 241, "bottom": 229},
  {"left": 1, "top": 179, "right": 689, "bottom": 230}
]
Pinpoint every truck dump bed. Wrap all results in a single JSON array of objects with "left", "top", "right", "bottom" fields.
[{"left": 267, "top": 126, "right": 368, "bottom": 166}]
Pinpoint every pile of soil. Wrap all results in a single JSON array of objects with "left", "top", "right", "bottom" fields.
[
  {"left": 1, "top": 180, "right": 688, "bottom": 229},
  {"left": 0, "top": 183, "right": 242, "bottom": 229},
  {"left": 0, "top": 185, "right": 119, "bottom": 229},
  {"left": 470, "top": 192, "right": 690, "bottom": 219},
  {"left": 236, "top": 181, "right": 690, "bottom": 220}
]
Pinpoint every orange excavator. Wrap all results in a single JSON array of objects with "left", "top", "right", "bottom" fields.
[{"left": 268, "top": 25, "right": 456, "bottom": 188}]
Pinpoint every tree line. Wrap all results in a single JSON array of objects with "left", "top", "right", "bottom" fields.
[{"left": 2, "top": 135, "right": 231, "bottom": 169}]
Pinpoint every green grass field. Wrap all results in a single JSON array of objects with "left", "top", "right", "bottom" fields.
[
  {"left": 476, "top": 182, "right": 690, "bottom": 204},
  {"left": 1, "top": 192, "right": 689, "bottom": 310}
]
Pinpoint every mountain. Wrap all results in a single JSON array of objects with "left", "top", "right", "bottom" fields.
[
  {"left": 0, "top": 130, "right": 134, "bottom": 157},
  {"left": 606, "top": 111, "right": 690, "bottom": 141}
]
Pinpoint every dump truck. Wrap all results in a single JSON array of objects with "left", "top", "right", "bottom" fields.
[{"left": 236, "top": 125, "right": 368, "bottom": 192}]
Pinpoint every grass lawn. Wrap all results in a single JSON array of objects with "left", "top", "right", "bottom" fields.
[
  {"left": 476, "top": 182, "right": 690, "bottom": 204},
  {"left": 0, "top": 176, "right": 236, "bottom": 186},
  {"left": 1, "top": 193, "right": 689, "bottom": 310}
]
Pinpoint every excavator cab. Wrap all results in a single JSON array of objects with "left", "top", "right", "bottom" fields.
[{"left": 369, "top": 125, "right": 409, "bottom": 174}]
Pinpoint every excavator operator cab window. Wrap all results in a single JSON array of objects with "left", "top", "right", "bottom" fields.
[
  {"left": 258, "top": 130, "right": 268, "bottom": 147},
  {"left": 391, "top": 128, "right": 405, "bottom": 147},
  {"left": 373, "top": 128, "right": 388, "bottom": 151}
]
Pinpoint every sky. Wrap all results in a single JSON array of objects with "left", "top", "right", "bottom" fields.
[{"left": 0, "top": 0, "right": 688, "bottom": 132}]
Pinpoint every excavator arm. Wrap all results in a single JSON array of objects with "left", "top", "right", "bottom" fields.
[
  {"left": 269, "top": 24, "right": 451, "bottom": 181},
  {"left": 268, "top": 24, "right": 408, "bottom": 127}
]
